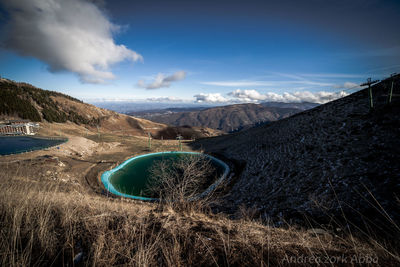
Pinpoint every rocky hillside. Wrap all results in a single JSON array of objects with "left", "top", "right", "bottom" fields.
[
  {"left": 139, "top": 103, "right": 302, "bottom": 132},
  {"left": 0, "top": 78, "right": 221, "bottom": 139},
  {"left": 191, "top": 75, "right": 400, "bottom": 231},
  {"left": 261, "top": 101, "right": 319, "bottom": 110}
]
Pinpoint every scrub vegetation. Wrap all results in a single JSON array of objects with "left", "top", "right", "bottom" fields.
[
  {"left": 146, "top": 154, "right": 217, "bottom": 201},
  {"left": 0, "top": 160, "right": 399, "bottom": 266}
]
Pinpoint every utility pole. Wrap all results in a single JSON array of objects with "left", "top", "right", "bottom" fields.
[
  {"left": 176, "top": 134, "right": 183, "bottom": 151},
  {"left": 388, "top": 73, "right": 396, "bottom": 104},
  {"left": 97, "top": 125, "right": 101, "bottom": 142},
  {"left": 148, "top": 132, "right": 152, "bottom": 150},
  {"left": 360, "top": 78, "right": 379, "bottom": 109}
]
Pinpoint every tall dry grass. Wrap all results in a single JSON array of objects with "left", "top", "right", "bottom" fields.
[{"left": 0, "top": 162, "right": 399, "bottom": 266}]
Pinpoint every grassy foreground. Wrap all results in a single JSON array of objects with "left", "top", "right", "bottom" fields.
[
  {"left": 0, "top": 126, "right": 399, "bottom": 266},
  {"left": 1, "top": 176, "right": 399, "bottom": 266}
]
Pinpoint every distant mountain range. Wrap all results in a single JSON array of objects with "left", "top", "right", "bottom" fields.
[
  {"left": 129, "top": 106, "right": 209, "bottom": 117},
  {"left": 89, "top": 101, "right": 218, "bottom": 114},
  {"left": 130, "top": 102, "right": 318, "bottom": 132},
  {"left": 0, "top": 78, "right": 221, "bottom": 139}
]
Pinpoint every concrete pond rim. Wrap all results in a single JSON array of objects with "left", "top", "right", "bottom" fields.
[{"left": 101, "top": 151, "right": 230, "bottom": 201}]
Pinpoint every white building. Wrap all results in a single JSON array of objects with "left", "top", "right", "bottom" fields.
[{"left": 0, "top": 120, "right": 40, "bottom": 135}]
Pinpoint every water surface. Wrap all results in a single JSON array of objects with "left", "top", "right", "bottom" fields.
[
  {"left": 101, "top": 151, "right": 229, "bottom": 201},
  {"left": 0, "top": 136, "right": 67, "bottom": 155}
]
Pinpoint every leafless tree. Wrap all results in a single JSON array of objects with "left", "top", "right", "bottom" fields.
[{"left": 146, "top": 154, "right": 217, "bottom": 202}]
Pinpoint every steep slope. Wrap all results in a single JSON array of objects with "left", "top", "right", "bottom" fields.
[
  {"left": 0, "top": 78, "right": 221, "bottom": 139},
  {"left": 191, "top": 75, "right": 400, "bottom": 229},
  {"left": 140, "top": 103, "right": 301, "bottom": 132},
  {"left": 261, "top": 101, "right": 319, "bottom": 110}
]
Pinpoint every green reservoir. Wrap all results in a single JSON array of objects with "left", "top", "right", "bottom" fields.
[{"left": 101, "top": 151, "right": 230, "bottom": 201}]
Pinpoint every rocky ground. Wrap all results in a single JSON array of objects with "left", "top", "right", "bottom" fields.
[{"left": 191, "top": 76, "right": 400, "bottom": 235}]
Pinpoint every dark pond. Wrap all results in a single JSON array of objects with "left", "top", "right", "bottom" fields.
[{"left": 0, "top": 136, "right": 67, "bottom": 155}]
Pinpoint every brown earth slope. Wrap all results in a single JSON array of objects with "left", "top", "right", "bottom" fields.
[
  {"left": 0, "top": 78, "right": 221, "bottom": 139},
  {"left": 190, "top": 75, "right": 400, "bottom": 232}
]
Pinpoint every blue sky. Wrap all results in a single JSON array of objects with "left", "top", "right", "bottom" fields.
[{"left": 0, "top": 0, "right": 399, "bottom": 104}]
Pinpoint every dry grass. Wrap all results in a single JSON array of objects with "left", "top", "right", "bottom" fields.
[{"left": 1, "top": 167, "right": 399, "bottom": 266}]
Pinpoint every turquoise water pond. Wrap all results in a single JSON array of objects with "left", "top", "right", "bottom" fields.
[
  {"left": 101, "top": 151, "right": 230, "bottom": 201},
  {"left": 0, "top": 136, "right": 67, "bottom": 155}
]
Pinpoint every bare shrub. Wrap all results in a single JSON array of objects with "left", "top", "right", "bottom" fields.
[{"left": 145, "top": 154, "right": 217, "bottom": 202}]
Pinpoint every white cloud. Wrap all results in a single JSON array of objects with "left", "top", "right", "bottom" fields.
[
  {"left": 138, "top": 71, "right": 186, "bottom": 89},
  {"left": 194, "top": 93, "right": 229, "bottom": 103},
  {"left": 146, "top": 96, "right": 183, "bottom": 102},
  {"left": 228, "top": 89, "right": 267, "bottom": 102},
  {"left": 1, "top": 0, "right": 142, "bottom": 83},
  {"left": 286, "top": 91, "right": 348, "bottom": 103},
  {"left": 333, "top": 82, "right": 361, "bottom": 89},
  {"left": 227, "top": 89, "right": 348, "bottom": 104}
]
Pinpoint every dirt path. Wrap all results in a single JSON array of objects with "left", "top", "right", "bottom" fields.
[{"left": 84, "top": 162, "right": 116, "bottom": 195}]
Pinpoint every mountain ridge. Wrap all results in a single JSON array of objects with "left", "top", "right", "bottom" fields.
[
  {"left": 0, "top": 77, "right": 221, "bottom": 139},
  {"left": 133, "top": 103, "right": 310, "bottom": 132}
]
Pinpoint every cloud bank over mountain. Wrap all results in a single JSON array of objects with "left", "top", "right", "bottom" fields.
[
  {"left": 228, "top": 89, "right": 348, "bottom": 104},
  {"left": 194, "top": 93, "right": 229, "bottom": 103},
  {"left": 190, "top": 89, "right": 349, "bottom": 104},
  {"left": 147, "top": 89, "right": 350, "bottom": 104},
  {"left": 0, "top": 0, "right": 143, "bottom": 83}
]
